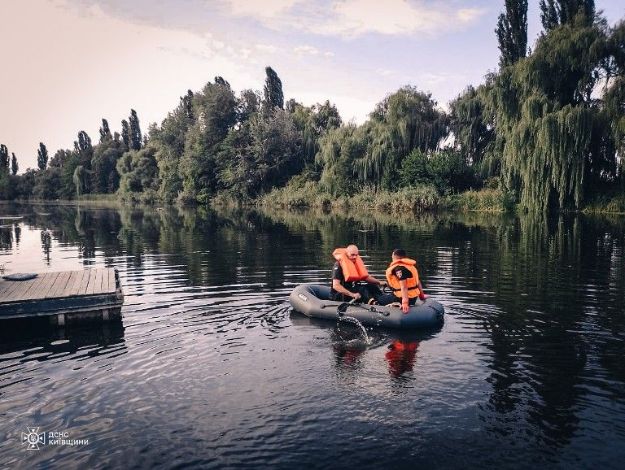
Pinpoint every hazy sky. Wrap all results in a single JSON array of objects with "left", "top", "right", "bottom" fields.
[{"left": 1, "top": 0, "right": 623, "bottom": 171}]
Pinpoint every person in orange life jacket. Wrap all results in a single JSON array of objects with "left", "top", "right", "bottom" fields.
[
  {"left": 378, "top": 248, "right": 427, "bottom": 313},
  {"left": 331, "top": 244, "right": 386, "bottom": 303}
]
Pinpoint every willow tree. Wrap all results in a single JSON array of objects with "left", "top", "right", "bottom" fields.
[
  {"left": 490, "top": 17, "right": 612, "bottom": 212},
  {"left": 316, "top": 124, "right": 365, "bottom": 196},
  {"left": 354, "top": 87, "right": 447, "bottom": 189},
  {"left": 449, "top": 84, "right": 497, "bottom": 176}
]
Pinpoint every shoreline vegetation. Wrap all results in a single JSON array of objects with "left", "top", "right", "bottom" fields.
[
  {"left": 3, "top": 185, "right": 625, "bottom": 215},
  {"left": 1, "top": 2, "right": 624, "bottom": 217}
]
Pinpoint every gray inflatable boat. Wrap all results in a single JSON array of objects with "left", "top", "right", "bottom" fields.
[{"left": 289, "top": 283, "right": 444, "bottom": 329}]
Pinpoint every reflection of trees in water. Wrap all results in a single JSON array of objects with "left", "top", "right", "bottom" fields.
[
  {"left": 0, "top": 225, "right": 13, "bottom": 251},
  {"left": 4, "top": 201, "right": 625, "bottom": 445},
  {"left": 40, "top": 229, "right": 52, "bottom": 265}
]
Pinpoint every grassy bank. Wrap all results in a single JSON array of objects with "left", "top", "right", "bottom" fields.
[{"left": 257, "top": 180, "right": 511, "bottom": 213}]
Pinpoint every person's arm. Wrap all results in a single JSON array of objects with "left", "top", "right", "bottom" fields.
[
  {"left": 417, "top": 280, "right": 427, "bottom": 300},
  {"left": 332, "top": 278, "right": 360, "bottom": 299},
  {"left": 399, "top": 279, "right": 410, "bottom": 313},
  {"left": 365, "top": 275, "right": 386, "bottom": 287}
]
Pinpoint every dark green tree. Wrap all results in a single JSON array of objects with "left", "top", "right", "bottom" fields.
[
  {"left": 129, "top": 109, "right": 142, "bottom": 150},
  {"left": 37, "top": 143, "right": 49, "bottom": 171},
  {"left": 263, "top": 66, "right": 284, "bottom": 111},
  {"left": 11, "top": 153, "right": 18, "bottom": 176},
  {"left": 540, "top": 0, "right": 595, "bottom": 31},
  {"left": 74, "top": 131, "right": 93, "bottom": 169},
  {"left": 496, "top": 0, "right": 528, "bottom": 67},
  {"left": 179, "top": 77, "right": 238, "bottom": 202},
  {"left": 121, "top": 119, "right": 130, "bottom": 149},
  {"left": 99, "top": 119, "right": 112, "bottom": 143},
  {"left": 0, "top": 145, "right": 8, "bottom": 174}
]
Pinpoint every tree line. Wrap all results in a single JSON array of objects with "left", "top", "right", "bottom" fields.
[{"left": 1, "top": 0, "right": 623, "bottom": 213}]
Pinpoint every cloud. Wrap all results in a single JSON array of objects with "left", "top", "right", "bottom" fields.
[
  {"left": 223, "top": 0, "right": 300, "bottom": 19},
  {"left": 255, "top": 43, "right": 279, "bottom": 53},
  {"left": 293, "top": 45, "right": 335, "bottom": 58},
  {"left": 221, "top": 0, "right": 485, "bottom": 38},
  {"left": 294, "top": 45, "right": 319, "bottom": 55},
  {"left": 318, "top": 0, "right": 485, "bottom": 37}
]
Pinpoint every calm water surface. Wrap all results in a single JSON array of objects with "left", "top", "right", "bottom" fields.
[{"left": 1, "top": 202, "right": 624, "bottom": 469}]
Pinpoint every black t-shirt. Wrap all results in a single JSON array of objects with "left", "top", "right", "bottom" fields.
[
  {"left": 391, "top": 266, "right": 413, "bottom": 283},
  {"left": 331, "top": 261, "right": 356, "bottom": 291}
]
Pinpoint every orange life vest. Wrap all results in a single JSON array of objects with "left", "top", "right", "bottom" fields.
[
  {"left": 333, "top": 248, "right": 369, "bottom": 282},
  {"left": 385, "top": 258, "right": 420, "bottom": 299}
]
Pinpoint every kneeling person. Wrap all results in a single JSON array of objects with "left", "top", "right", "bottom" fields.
[
  {"left": 378, "top": 249, "right": 426, "bottom": 313},
  {"left": 331, "top": 244, "right": 385, "bottom": 303}
]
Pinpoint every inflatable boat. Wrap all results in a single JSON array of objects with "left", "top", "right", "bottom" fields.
[{"left": 289, "top": 283, "right": 444, "bottom": 329}]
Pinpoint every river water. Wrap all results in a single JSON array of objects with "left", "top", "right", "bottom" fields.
[{"left": 0, "top": 202, "right": 624, "bottom": 468}]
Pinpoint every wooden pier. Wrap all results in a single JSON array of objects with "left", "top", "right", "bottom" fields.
[{"left": 0, "top": 268, "right": 123, "bottom": 324}]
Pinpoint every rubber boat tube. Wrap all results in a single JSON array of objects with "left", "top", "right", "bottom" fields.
[{"left": 289, "top": 283, "right": 444, "bottom": 329}]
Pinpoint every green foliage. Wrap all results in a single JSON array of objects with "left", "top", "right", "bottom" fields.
[
  {"left": 447, "top": 188, "right": 515, "bottom": 212},
  {"left": 99, "top": 119, "right": 112, "bottom": 143},
  {"left": 449, "top": 84, "right": 497, "bottom": 177},
  {"left": 74, "top": 131, "right": 93, "bottom": 170},
  {"left": 37, "top": 143, "right": 48, "bottom": 171},
  {"left": 399, "top": 149, "right": 477, "bottom": 194},
  {"left": 316, "top": 124, "right": 364, "bottom": 196},
  {"left": 121, "top": 120, "right": 130, "bottom": 150},
  {"left": 34, "top": 166, "right": 62, "bottom": 199},
  {"left": 485, "top": 17, "right": 621, "bottom": 212},
  {"left": 129, "top": 109, "right": 142, "bottom": 151},
  {"left": 179, "top": 77, "right": 238, "bottom": 202},
  {"left": 91, "top": 138, "right": 123, "bottom": 193},
  {"left": 263, "top": 66, "right": 283, "bottom": 111},
  {"left": 354, "top": 86, "right": 447, "bottom": 189},
  {"left": 0, "top": 145, "right": 9, "bottom": 175},
  {"left": 151, "top": 93, "right": 195, "bottom": 202},
  {"left": 540, "top": 0, "right": 595, "bottom": 31},
  {"left": 117, "top": 145, "right": 160, "bottom": 200},
  {"left": 496, "top": 0, "right": 528, "bottom": 67},
  {"left": 11, "top": 153, "right": 18, "bottom": 176}
]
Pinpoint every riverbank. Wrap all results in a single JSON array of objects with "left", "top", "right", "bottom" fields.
[{"left": 3, "top": 185, "right": 625, "bottom": 215}]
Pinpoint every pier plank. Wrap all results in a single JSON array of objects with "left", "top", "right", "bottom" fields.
[
  {"left": 78, "top": 269, "right": 92, "bottom": 296},
  {"left": 107, "top": 268, "right": 115, "bottom": 293},
  {"left": 2, "top": 277, "right": 28, "bottom": 300},
  {"left": 36, "top": 272, "right": 62, "bottom": 300},
  {"left": 4, "top": 277, "right": 35, "bottom": 301},
  {"left": 66, "top": 270, "right": 85, "bottom": 297},
  {"left": 49, "top": 271, "right": 72, "bottom": 299},
  {"left": 9, "top": 274, "right": 48, "bottom": 301}
]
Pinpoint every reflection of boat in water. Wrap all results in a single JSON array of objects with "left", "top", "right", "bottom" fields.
[{"left": 289, "top": 283, "right": 444, "bottom": 329}]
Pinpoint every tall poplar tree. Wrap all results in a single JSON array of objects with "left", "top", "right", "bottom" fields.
[
  {"left": 121, "top": 119, "right": 130, "bottom": 149},
  {"left": 11, "top": 153, "right": 18, "bottom": 176},
  {"left": 540, "top": 0, "right": 595, "bottom": 31},
  {"left": 496, "top": 0, "right": 528, "bottom": 67},
  {"left": 263, "top": 66, "right": 284, "bottom": 111},
  {"left": 99, "top": 119, "right": 112, "bottom": 143},
  {"left": 129, "top": 109, "right": 142, "bottom": 150},
  {"left": 37, "top": 143, "right": 49, "bottom": 171},
  {"left": 0, "top": 145, "right": 8, "bottom": 174}
]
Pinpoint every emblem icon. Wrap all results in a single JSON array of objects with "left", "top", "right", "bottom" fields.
[{"left": 22, "top": 428, "right": 45, "bottom": 450}]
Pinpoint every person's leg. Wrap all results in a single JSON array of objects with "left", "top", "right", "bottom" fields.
[
  {"left": 365, "top": 284, "right": 383, "bottom": 303},
  {"left": 330, "top": 291, "right": 351, "bottom": 302},
  {"left": 377, "top": 293, "right": 397, "bottom": 306}
]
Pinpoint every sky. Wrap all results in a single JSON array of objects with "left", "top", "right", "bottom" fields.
[{"left": 1, "top": 0, "right": 623, "bottom": 171}]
